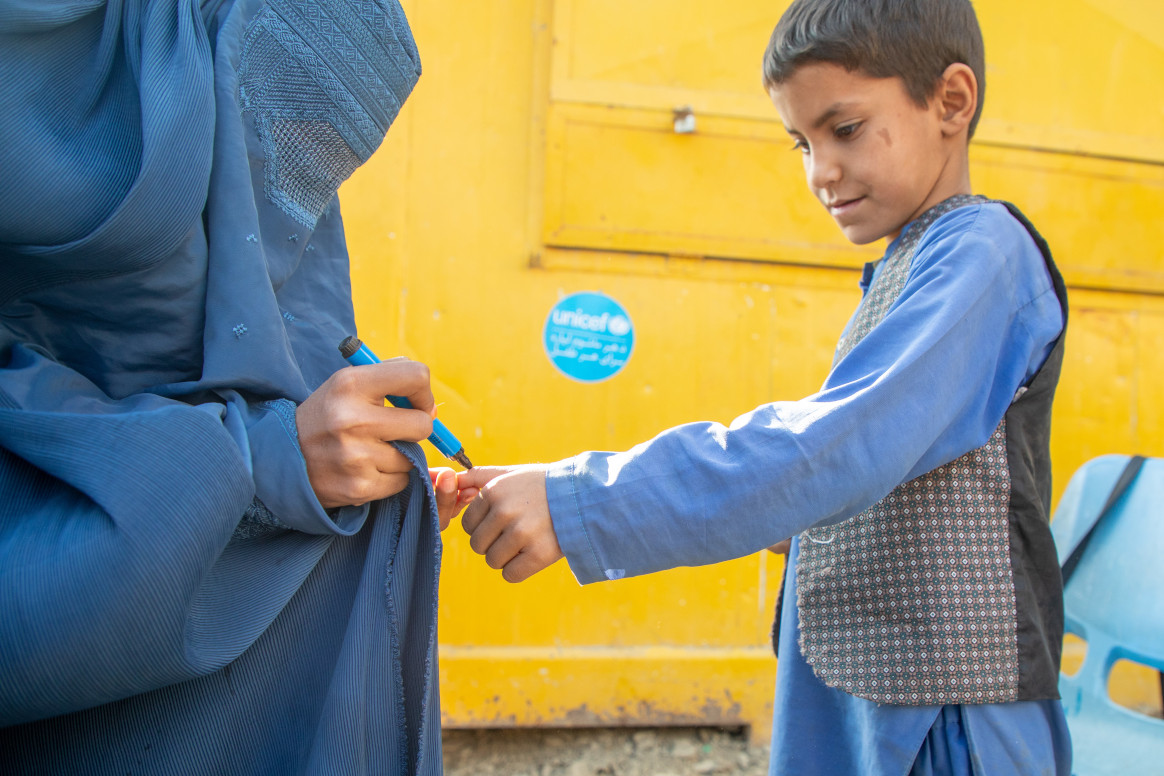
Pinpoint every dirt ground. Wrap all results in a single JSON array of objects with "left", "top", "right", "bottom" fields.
[{"left": 442, "top": 726, "right": 771, "bottom": 776}]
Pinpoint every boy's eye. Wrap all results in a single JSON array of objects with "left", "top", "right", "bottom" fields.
[
  {"left": 835, "top": 122, "right": 860, "bottom": 139},
  {"left": 790, "top": 138, "right": 809, "bottom": 154}
]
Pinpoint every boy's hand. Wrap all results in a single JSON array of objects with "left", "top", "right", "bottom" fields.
[
  {"left": 458, "top": 465, "right": 564, "bottom": 582},
  {"left": 429, "top": 467, "right": 477, "bottom": 530},
  {"left": 296, "top": 360, "right": 436, "bottom": 510}
]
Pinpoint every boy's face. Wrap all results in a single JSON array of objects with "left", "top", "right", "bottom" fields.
[{"left": 768, "top": 62, "right": 968, "bottom": 246}]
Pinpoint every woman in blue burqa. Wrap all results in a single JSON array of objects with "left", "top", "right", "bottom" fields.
[{"left": 0, "top": 1, "right": 462, "bottom": 773}]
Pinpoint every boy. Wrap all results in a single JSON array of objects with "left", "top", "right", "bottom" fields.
[{"left": 458, "top": 0, "right": 1070, "bottom": 772}]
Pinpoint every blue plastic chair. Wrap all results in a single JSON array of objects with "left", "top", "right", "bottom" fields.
[{"left": 1051, "top": 454, "right": 1164, "bottom": 775}]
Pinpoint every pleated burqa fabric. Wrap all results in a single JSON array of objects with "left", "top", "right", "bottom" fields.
[{"left": 0, "top": 1, "right": 444, "bottom": 772}]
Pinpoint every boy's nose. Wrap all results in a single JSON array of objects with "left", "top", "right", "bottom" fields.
[{"left": 807, "top": 151, "right": 842, "bottom": 190}]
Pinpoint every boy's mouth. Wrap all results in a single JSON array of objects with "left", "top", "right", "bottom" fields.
[{"left": 826, "top": 196, "right": 864, "bottom": 216}]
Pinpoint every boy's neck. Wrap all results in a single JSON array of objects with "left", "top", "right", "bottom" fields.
[
  {"left": 887, "top": 180, "right": 978, "bottom": 255},
  {"left": 886, "top": 151, "right": 973, "bottom": 248}
]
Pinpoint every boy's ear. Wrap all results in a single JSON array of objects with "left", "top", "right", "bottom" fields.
[{"left": 936, "top": 63, "right": 977, "bottom": 137}]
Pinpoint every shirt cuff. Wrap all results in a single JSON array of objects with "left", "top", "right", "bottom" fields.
[
  {"left": 246, "top": 399, "right": 370, "bottom": 535},
  {"left": 546, "top": 456, "right": 610, "bottom": 585}
]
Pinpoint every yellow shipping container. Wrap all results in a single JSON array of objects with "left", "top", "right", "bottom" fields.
[{"left": 339, "top": 0, "right": 1164, "bottom": 740}]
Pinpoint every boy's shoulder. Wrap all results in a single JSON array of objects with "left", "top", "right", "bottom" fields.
[
  {"left": 927, "top": 198, "right": 1033, "bottom": 234},
  {"left": 912, "top": 199, "right": 1054, "bottom": 302},
  {"left": 921, "top": 199, "right": 1045, "bottom": 263}
]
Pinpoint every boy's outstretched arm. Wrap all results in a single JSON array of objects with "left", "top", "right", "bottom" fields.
[{"left": 458, "top": 465, "right": 564, "bottom": 582}]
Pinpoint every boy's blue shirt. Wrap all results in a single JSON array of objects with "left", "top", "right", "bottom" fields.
[{"left": 546, "top": 201, "right": 1063, "bottom": 585}]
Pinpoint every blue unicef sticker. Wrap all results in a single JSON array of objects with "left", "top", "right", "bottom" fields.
[{"left": 544, "top": 292, "right": 634, "bottom": 383}]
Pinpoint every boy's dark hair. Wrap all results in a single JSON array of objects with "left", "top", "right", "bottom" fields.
[{"left": 762, "top": 0, "right": 986, "bottom": 138}]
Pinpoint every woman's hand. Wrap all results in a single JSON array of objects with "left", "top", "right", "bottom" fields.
[{"left": 296, "top": 359, "right": 436, "bottom": 510}]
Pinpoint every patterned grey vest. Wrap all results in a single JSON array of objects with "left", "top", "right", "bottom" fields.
[{"left": 796, "top": 196, "right": 1068, "bottom": 705}]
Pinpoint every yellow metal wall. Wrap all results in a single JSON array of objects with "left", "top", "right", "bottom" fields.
[{"left": 339, "top": 0, "right": 1164, "bottom": 738}]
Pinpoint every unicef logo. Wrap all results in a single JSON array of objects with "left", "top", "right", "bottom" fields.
[
  {"left": 543, "top": 292, "right": 635, "bottom": 383},
  {"left": 607, "top": 315, "right": 631, "bottom": 337}
]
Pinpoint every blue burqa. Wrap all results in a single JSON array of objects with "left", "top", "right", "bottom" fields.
[{"left": 0, "top": 1, "right": 444, "bottom": 773}]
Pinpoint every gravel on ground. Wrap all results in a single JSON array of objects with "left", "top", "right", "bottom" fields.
[{"left": 442, "top": 726, "right": 771, "bottom": 776}]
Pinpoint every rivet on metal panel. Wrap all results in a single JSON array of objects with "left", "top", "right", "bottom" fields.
[{"left": 672, "top": 105, "right": 696, "bottom": 134}]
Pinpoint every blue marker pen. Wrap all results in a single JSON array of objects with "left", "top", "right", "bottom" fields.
[{"left": 338, "top": 336, "right": 473, "bottom": 469}]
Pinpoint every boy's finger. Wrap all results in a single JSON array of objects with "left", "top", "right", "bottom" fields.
[
  {"left": 456, "top": 465, "right": 511, "bottom": 491},
  {"left": 460, "top": 468, "right": 516, "bottom": 533},
  {"left": 429, "top": 467, "right": 456, "bottom": 495},
  {"left": 466, "top": 503, "right": 508, "bottom": 557},
  {"left": 461, "top": 494, "right": 489, "bottom": 535},
  {"left": 483, "top": 523, "right": 526, "bottom": 571},
  {"left": 501, "top": 550, "right": 553, "bottom": 584},
  {"left": 430, "top": 468, "right": 457, "bottom": 530}
]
